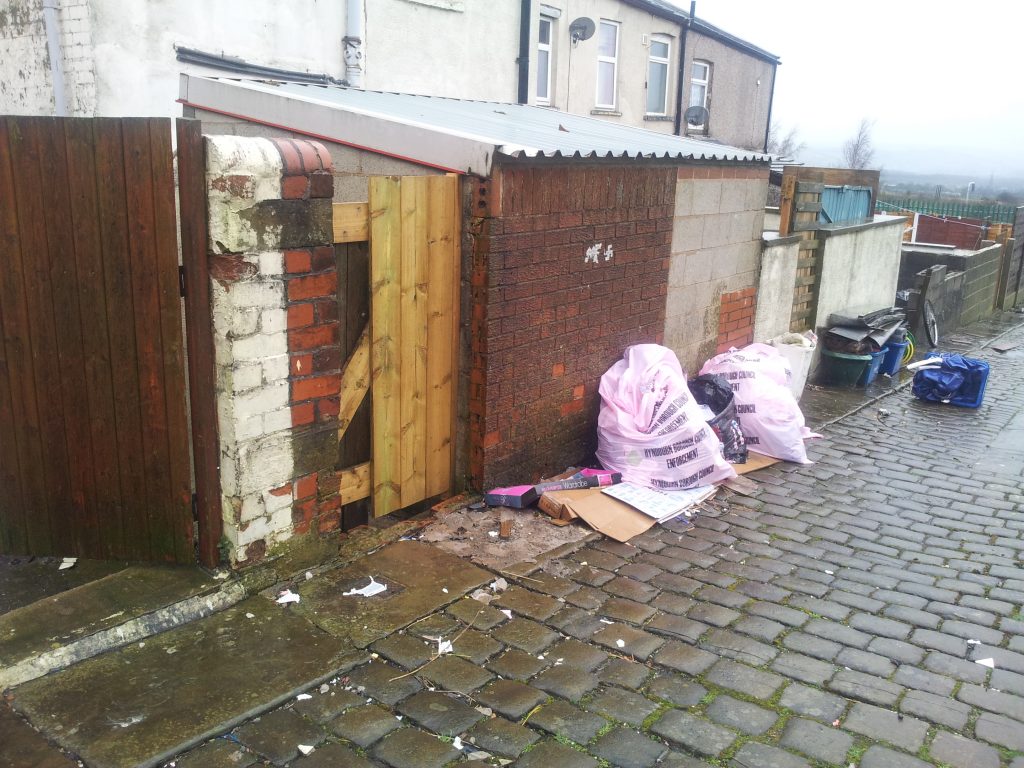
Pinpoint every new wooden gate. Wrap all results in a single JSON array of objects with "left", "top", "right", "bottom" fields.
[
  {"left": 0, "top": 117, "right": 194, "bottom": 563},
  {"left": 333, "top": 175, "right": 460, "bottom": 518}
]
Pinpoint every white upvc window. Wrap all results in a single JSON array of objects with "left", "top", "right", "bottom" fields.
[
  {"left": 646, "top": 36, "right": 671, "bottom": 115},
  {"left": 690, "top": 59, "right": 710, "bottom": 127},
  {"left": 537, "top": 16, "right": 553, "bottom": 104},
  {"left": 596, "top": 20, "right": 619, "bottom": 109}
]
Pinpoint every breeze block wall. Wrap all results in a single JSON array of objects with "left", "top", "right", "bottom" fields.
[
  {"left": 206, "top": 135, "right": 347, "bottom": 567},
  {"left": 468, "top": 161, "right": 675, "bottom": 490},
  {"left": 665, "top": 164, "right": 770, "bottom": 374}
]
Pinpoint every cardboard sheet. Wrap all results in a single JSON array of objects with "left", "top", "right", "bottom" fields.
[
  {"left": 538, "top": 487, "right": 656, "bottom": 542},
  {"left": 734, "top": 451, "right": 780, "bottom": 475}
]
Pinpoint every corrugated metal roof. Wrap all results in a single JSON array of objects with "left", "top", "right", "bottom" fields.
[{"left": 181, "top": 77, "right": 770, "bottom": 176}]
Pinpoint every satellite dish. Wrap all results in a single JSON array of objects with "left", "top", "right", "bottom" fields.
[
  {"left": 684, "top": 105, "right": 709, "bottom": 127},
  {"left": 569, "top": 17, "right": 596, "bottom": 44}
]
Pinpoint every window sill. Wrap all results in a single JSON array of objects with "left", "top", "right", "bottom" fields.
[
  {"left": 590, "top": 108, "right": 621, "bottom": 116},
  {"left": 644, "top": 115, "right": 673, "bottom": 122}
]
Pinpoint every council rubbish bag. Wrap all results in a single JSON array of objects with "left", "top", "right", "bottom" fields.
[
  {"left": 700, "top": 343, "right": 818, "bottom": 464},
  {"left": 687, "top": 373, "right": 748, "bottom": 464},
  {"left": 596, "top": 344, "right": 736, "bottom": 490}
]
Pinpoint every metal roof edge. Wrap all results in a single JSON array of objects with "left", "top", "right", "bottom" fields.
[{"left": 180, "top": 75, "right": 495, "bottom": 176}]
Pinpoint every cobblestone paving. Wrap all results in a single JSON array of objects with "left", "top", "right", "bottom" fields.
[{"left": 170, "top": 326, "right": 1024, "bottom": 768}]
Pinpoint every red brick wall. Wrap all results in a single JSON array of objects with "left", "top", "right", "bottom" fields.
[
  {"left": 716, "top": 287, "right": 757, "bottom": 353},
  {"left": 915, "top": 215, "right": 984, "bottom": 250},
  {"left": 468, "top": 162, "right": 676, "bottom": 490}
]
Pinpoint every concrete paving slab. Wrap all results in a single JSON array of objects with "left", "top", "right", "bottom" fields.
[
  {"left": 9, "top": 596, "right": 364, "bottom": 768},
  {"left": 293, "top": 541, "right": 491, "bottom": 647},
  {"left": 0, "top": 555, "right": 127, "bottom": 616},
  {"left": 0, "top": 705, "right": 78, "bottom": 768}
]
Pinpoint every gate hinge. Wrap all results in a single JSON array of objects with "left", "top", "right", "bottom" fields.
[{"left": 179, "top": 266, "right": 187, "bottom": 297}]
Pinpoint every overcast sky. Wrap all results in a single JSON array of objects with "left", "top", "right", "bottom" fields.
[{"left": 676, "top": 0, "right": 1024, "bottom": 181}]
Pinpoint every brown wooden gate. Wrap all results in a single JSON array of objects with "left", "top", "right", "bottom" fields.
[
  {"left": 333, "top": 175, "right": 460, "bottom": 518},
  {"left": 0, "top": 117, "right": 194, "bottom": 563}
]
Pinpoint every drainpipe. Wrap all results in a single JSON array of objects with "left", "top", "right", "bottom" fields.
[
  {"left": 516, "top": 0, "right": 530, "bottom": 104},
  {"left": 343, "top": 0, "right": 365, "bottom": 88},
  {"left": 763, "top": 62, "right": 776, "bottom": 153},
  {"left": 672, "top": 1, "right": 694, "bottom": 136},
  {"left": 42, "top": 0, "right": 67, "bottom": 115}
]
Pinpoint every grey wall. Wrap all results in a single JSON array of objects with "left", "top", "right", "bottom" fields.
[
  {"left": 665, "top": 165, "right": 769, "bottom": 373},
  {"left": 753, "top": 235, "right": 800, "bottom": 342},
  {"left": 899, "top": 242, "right": 1003, "bottom": 327}
]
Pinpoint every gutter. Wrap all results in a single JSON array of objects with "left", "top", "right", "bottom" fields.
[
  {"left": 672, "top": 1, "right": 693, "bottom": 136},
  {"left": 41, "top": 0, "right": 67, "bottom": 115},
  {"left": 516, "top": 0, "right": 530, "bottom": 104},
  {"left": 175, "top": 46, "right": 344, "bottom": 85}
]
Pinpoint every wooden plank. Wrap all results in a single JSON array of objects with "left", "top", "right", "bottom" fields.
[
  {"left": 122, "top": 118, "right": 170, "bottom": 561},
  {"left": 150, "top": 119, "right": 193, "bottom": 563},
  {"left": 778, "top": 173, "right": 797, "bottom": 236},
  {"left": 65, "top": 118, "right": 124, "bottom": 560},
  {"left": 399, "top": 177, "right": 428, "bottom": 507},
  {"left": 37, "top": 118, "right": 98, "bottom": 556},
  {"left": 339, "top": 462, "right": 371, "bottom": 504},
  {"left": 10, "top": 118, "right": 69, "bottom": 555},
  {"left": 178, "top": 119, "right": 221, "bottom": 567},
  {"left": 95, "top": 118, "right": 147, "bottom": 561},
  {"left": 0, "top": 118, "right": 32, "bottom": 554},
  {"left": 369, "top": 177, "right": 402, "bottom": 517},
  {"left": 425, "top": 175, "right": 458, "bottom": 499},
  {"left": 338, "top": 325, "right": 370, "bottom": 441},
  {"left": 796, "top": 257, "right": 819, "bottom": 269},
  {"left": 795, "top": 275, "right": 818, "bottom": 288},
  {"left": 795, "top": 201, "right": 822, "bottom": 213},
  {"left": 333, "top": 202, "right": 369, "bottom": 243},
  {"left": 795, "top": 182, "right": 824, "bottom": 194}
]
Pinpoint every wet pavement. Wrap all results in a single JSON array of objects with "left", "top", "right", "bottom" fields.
[{"left": 4, "top": 312, "right": 1024, "bottom": 768}]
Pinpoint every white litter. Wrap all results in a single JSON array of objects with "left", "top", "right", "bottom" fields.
[
  {"left": 537, "top": 654, "right": 545, "bottom": 660},
  {"left": 824, "top": 570, "right": 834, "bottom": 575},
  {"left": 488, "top": 531, "right": 499, "bottom": 538},
  {"left": 296, "top": 694, "right": 312, "bottom": 701},
  {"left": 276, "top": 589, "right": 301, "bottom": 605},
  {"left": 442, "top": 588, "right": 449, "bottom": 594},
  {"left": 305, "top": 571, "right": 313, "bottom": 580},
  {"left": 58, "top": 557, "right": 77, "bottom": 570},
  {"left": 580, "top": 561, "right": 588, "bottom": 566},
  {"left": 468, "top": 751, "right": 491, "bottom": 760},
  {"left": 213, "top": 571, "right": 229, "bottom": 580},
  {"left": 343, "top": 577, "right": 387, "bottom": 597},
  {"left": 396, "top": 715, "right": 403, "bottom": 720},
  {"left": 616, "top": 639, "right": 625, "bottom": 648},
  {"left": 500, "top": 609, "right": 512, "bottom": 619},
  {"left": 470, "top": 588, "right": 493, "bottom": 603},
  {"left": 453, "top": 736, "right": 464, "bottom": 750},
  {"left": 245, "top": 612, "right": 255, "bottom": 619},
  {"left": 491, "top": 578, "right": 509, "bottom": 592},
  {"left": 600, "top": 619, "right": 614, "bottom": 624},
  {"left": 967, "top": 639, "right": 981, "bottom": 645},
  {"left": 320, "top": 683, "right": 330, "bottom": 694},
  {"left": 438, "top": 639, "right": 454, "bottom": 655},
  {"left": 475, "top": 706, "right": 494, "bottom": 717},
  {"left": 298, "top": 745, "right": 314, "bottom": 756},
  {"left": 976, "top": 658, "right": 996, "bottom": 668},
  {"left": 166, "top": 648, "right": 177, "bottom": 655}
]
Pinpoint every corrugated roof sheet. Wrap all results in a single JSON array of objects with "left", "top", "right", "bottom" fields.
[{"left": 182, "top": 77, "right": 770, "bottom": 175}]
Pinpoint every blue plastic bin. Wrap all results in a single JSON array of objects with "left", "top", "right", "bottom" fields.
[
  {"left": 880, "top": 341, "right": 909, "bottom": 376},
  {"left": 857, "top": 349, "right": 887, "bottom": 386}
]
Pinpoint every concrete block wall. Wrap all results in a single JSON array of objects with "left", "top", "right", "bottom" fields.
[
  {"left": 468, "top": 161, "right": 675, "bottom": 490},
  {"left": 665, "top": 164, "right": 769, "bottom": 374},
  {"left": 206, "top": 134, "right": 346, "bottom": 567},
  {"left": 960, "top": 242, "right": 1002, "bottom": 325},
  {"left": 753, "top": 235, "right": 800, "bottom": 342}
]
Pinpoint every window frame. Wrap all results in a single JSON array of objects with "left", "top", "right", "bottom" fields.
[
  {"left": 595, "top": 19, "right": 620, "bottom": 110},
  {"left": 537, "top": 16, "right": 553, "bottom": 105},
  {"left": 689, "top": 59, "right": 711, "bottom": 129},
  {"left": 646, "top": 35, "right": 671, "bottom": 116}
]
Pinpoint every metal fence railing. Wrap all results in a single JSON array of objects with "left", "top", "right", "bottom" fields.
[{"left": 877, "top": 196, "right": 1016, "bottom": 224}]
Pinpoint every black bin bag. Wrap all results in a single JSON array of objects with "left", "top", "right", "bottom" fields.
[{"left": 687, "top": 374, "right": 748, "bottom": 464}]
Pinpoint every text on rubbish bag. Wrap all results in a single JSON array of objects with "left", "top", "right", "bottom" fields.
[
  {"left": 652, "top": 463, "right": 718, "bottom": 489},
  {"left": 643, "top": 426, "right": 710, "bottom": 458}
]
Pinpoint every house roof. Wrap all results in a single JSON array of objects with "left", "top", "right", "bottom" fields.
[
  {"left": 622, "top": 0, "right": 781, "bottom": 64},
  {"left": 180, "top": 76, "right": 770, "bottom": 177}
]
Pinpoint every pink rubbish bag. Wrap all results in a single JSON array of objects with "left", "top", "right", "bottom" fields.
[
  {"left": 700, "top": 343, "right": 819, "bottom": 464},
  {"left": 596, "top": 344, "right": 736, "bottom": 490}
]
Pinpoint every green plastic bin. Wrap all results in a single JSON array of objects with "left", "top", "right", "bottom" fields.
[{"left": 820, "top": 349, "right": 871, "bottom": 387}]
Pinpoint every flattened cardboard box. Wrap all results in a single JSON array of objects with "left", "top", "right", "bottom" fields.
[{"left": 539, "top": 487, "right": 656, "bottom": 543}]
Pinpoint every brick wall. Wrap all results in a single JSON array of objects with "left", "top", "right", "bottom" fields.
[
  {"left": 206, "top": 135, "right": 352, "bottom": 566},
  {"left": 915, "top": 215, "right": 984, "bottom": 250},
  {"left": 468, "top": 162, "right": 675, "bottom": 490},
  {"left": 716, "top": 287, "right": 756, "bottom": 352},
  {"left": 665, "top": 164, "right": 770, "bottom": 373}
]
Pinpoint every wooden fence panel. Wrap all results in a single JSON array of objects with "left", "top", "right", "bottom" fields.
[
  {"left": 360, "top": 175, "right": 459, "bottom": 518},
  {"left": 0, "top": 117, "right": 193, "bottom": 563}
]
